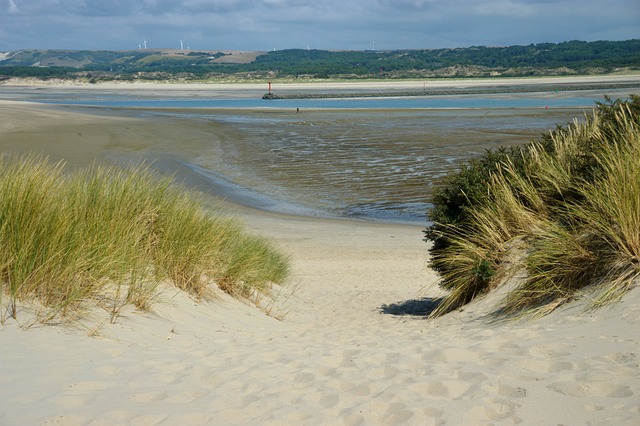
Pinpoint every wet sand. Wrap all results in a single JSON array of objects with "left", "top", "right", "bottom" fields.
[
  {"left": 0, "top": 95, "right": 599, "bottom": 223},
  {"left": 2, "top": 74, "right": 639, "bottom": 100},
  {"left": 0, "top": 87, "right": 639, "bottom": 425}
]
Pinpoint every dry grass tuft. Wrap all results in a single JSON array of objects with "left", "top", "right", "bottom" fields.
[
  {"left": 427, "top": 97, "right": 640, "bottom": 318},
  {"left": 0, "top": 156, "right": 289, "bottom": 324}
]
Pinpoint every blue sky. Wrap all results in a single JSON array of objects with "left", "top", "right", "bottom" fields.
[{"left": 1, "top": 0, "right": 638, "bottom": 52}]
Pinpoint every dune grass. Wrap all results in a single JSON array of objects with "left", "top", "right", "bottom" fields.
[
  {"left": 426, "top": 96, "right": 640, "bottom": 318},
  {"left": 0, "top": 156, "right": 289, "bottom": 323}
]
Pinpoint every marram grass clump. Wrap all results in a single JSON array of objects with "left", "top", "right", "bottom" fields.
[
  {"left": 0, "top": 156, "right": 289, "bottom": 323},
  {"left": 425, "top": 96, "right": 640, "bottom": 318}
]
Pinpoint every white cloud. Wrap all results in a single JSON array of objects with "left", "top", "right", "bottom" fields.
[
  {"left": 7, "top": 0, "right": 19, "bottom": 14},
  {"left": 472, "top": 0, "right": 535, "bottom": 16},
  {"left": 0, "top": 0, "right": 637, "bottom": 51}
]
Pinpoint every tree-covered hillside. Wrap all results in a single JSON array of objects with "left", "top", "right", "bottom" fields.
[
  {"left": 1, "top": 40, "right": 639, "bottom": 81},
  {"left": 243, "top": 40, "right": 640, "bottom": 77}
]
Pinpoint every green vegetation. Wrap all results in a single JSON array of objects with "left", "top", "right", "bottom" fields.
[
  {"left": 0, "top": 156, "right": 289, "bottom": 323},
  {"left": 1, "top": 39, "right": 639, "bottom": 81},
  {"left": 244, "top": 40, "right": 640, "bottom": 78},
  {"left": 424, "top": 96, "right": 640, "bottom": 318}
]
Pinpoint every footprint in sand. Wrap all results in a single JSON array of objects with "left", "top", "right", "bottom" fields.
[
  {"left": 423, "top": 347, "right": 480, "bottom": 367},
  {"left": 294, "top": 371, "right": 316, "bottom": 384},
  {"left": 385, "top": 352, "right": 402, "bottom": 363},
  {"left": 340, "top": 349, "right": 361, "bottom": 368},
  {"left": 382, "top": 402, "right": 414, "bottom": 425},
  {"left": 369, "top": 364, "right": 400, "bottom": 380},
  {"left": 497, "top": 383, "right": 527, "bottom": 398},
  {"left": 480, "top": 356, "right": 507, "bottom": 368},
  {"left": 128, "top": 391, "right": 169, "bottom": 403},
  {"left": 198, "top": 372, "right": 225, "bottom": 387},
  {"left": 318, "top": 392, "right": 340, "bottom": 408},
  {"left": 315, "top": 365, "right": 338, "bottom": 377},
  {"left": 484, "top": 398, "right": 517, "bottom": 421},
  {"left": 498, "top": 341, "right": 528, "bottom": 356},
  {"left": 548, "top": 381, "right": 634, "bottom": 398},
  {"left": 426, "top": 381, "right": 449, "bottom": 397},
  {"left": 349, "top": 383, "right": 371, "bottom": 397},
  {"left": 467, "top": 398, "right": 518, "bottom": 422},
  {"left": 518, "top": 359, "right": 574, "bottom": 374},
  {"left": 602, "top": 351, "right": 639, "bottom": 368},
  {"left": 422, "top": 349, "right": 447, "bottom": 363}
]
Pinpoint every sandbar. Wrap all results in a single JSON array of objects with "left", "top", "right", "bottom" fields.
[{"left": 0, "top": 90, "right": 638, "bottom": 425}]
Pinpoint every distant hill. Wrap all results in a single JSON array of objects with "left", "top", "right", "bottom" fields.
[
  {"left": 1, "top": 40, "right": 639, "bottom": 81},
  {"left": 0, "top": 49, "right": 260, "bottom": 68}
]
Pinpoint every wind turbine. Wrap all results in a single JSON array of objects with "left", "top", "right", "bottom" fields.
[
  {"left": 180, "top": 40, "right": 184, "bottom": 50},
  {"left": 143, "top": 38, "right": 148, "bottom": 49},
  {"left": 372, "top": 41, "right": 375, "bottom": 51}
]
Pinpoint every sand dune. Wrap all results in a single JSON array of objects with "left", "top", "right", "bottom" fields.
[
  {"left": 0, "top": 96, "right": 638, "bottom": 425},
  {"left": 1, "top": 210, "right": 638, "bottom": 425}
]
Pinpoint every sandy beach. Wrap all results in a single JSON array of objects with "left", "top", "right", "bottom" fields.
[
  {"left": 2, "top": 74, "right": 640, "bottom": 99},
  {"left": 0, "top": 82, "right": 639, "bottom": 425}
]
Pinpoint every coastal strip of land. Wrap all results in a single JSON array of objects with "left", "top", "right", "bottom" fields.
[
  {"left": 2, "top": 73, "right": 640, "bottom": 100},
  {"left": 0, "top": 79, "right": 638, "bottom": 425}
]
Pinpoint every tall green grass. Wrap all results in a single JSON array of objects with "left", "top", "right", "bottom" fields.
[
  {"left": 426, "top": 96, "right": 640, "bottom": 318},
  {"left": 0, "top": 156, "right": 289, "bottom": 323}
]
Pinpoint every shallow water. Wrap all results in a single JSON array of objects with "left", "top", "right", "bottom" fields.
[
  {"left": 2, "top": 87, "right": 605, "bottom": 224},
  {"left": 171, "top": 107, "right": 588, "bottom": 224},
  {"left": 30, "top": 91, "right": 610, "bottom": 109}
]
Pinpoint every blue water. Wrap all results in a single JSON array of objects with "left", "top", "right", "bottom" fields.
[
  {"left": 41, "top": 94, "right": 602, "bottom": 109},
  {"left": 153, "top": 107, "right": 593, "bottom": 225},
  {"left": 13, "top": 89, "right": 620, "bottom": 224}
]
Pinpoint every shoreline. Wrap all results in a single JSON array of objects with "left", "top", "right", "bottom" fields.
[
  {"left": 262, "top": 80, "right": 640, "bottom": 100},
  {"left": 0, "top": 98, "right": 610, "bottom": 225},
  {"left": 0, "top": 93, "right": 639, "bottom": 425},
  {"left": 1, "top": 79, "right": 635, "bottom": 226},
  {"left": 2, "top": 74, "right": 640, "bottom": 97},
  {"left": 0, "top": 99, "right": 431, "bottom": 225}
]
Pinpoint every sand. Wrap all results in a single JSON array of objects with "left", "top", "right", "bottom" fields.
[
  {"left": 0, "top": 85, "right": 639, "bottom": 425},
  {"left": 3, "top": 74, "right": 640, "bottom": 99}
]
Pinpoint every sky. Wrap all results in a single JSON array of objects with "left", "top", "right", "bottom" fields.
[{"left": 1, "top": 0, "right": 639, "bottom": 52}]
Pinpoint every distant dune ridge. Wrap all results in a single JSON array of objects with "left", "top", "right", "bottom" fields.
[{"left": 1, "top": 39, "right": 639, "bottom": 81}]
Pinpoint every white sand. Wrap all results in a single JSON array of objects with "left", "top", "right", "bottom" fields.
[
  {"left": 3, "top": 74, "right": 640, "bottom": 88},
  {"left": 3, "top": 74, "right": 640, "bottom": 98},
  {"left": 0, "top": 94, "right": 639, "bottom": 425}
]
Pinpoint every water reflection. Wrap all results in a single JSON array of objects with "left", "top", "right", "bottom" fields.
[{"left": 190, "top": 108, "right": 587, "bottom": 224}]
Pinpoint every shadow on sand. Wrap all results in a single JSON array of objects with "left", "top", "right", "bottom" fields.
[{"left": 379, "top": 297, "right": 443, "bottom": 317}]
